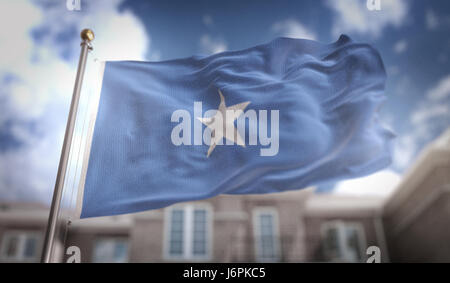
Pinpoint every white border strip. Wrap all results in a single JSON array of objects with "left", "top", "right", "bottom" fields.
[{"left": 74, "top": 60, "right": 106, "bottom": 219}]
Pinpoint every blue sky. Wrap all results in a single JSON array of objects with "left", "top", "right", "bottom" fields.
[{"left": 0, "top": 0, "right": 449, "bottom": 203}]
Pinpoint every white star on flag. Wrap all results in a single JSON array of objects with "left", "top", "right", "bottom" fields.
[{"left": 197, "top": 90, "right": 250, "bottom": 157}]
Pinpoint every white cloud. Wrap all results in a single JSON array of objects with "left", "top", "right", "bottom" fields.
[
  {"left": 334, "top": 170, "right": 401, "bottom": 197},
  {"left": 326, "top": 0, "right": 409, "bottom": 38},
  {"left": 426, "top": 9, "right": 439, "bottom": 30},
  {"left": 0, "top": 0, "right": 150, "bottom": 203},
  {"left": 271, "top": 19, "right": 317, "bottom": 40},
  {"left": 203, "top": 14, "right": 214, "bottom": 28},
  {"left": 0, "top": 106, "right": 65, "bottom": 202},
  {"left": 411, "top": 104, "right": 450, "bottom": 125},
  {"left": 425, "top": 9, "right": 450, "bottom": 31},
  {"left": 411, "top": 74, "right": 450, "bottom": 129},
  {"left": 403, "top": 74, "right": 450, "bottom": 160},
  {"left": 385, "top": 71, "right": 450, "bottom": 172},
  {"left": 31, "top": 0, "right": 150, "bottom": 62},
  {"left": 199, "top": 34, "right": 228, "bottom": 55},
  {"left": 0, "top": 1, "right": 43, "bottom": 75},
  {"left": 426, "top": 74, "right": 450, "bottom": 101},
  {"left": 392, "top": 134, "right": 417, "bottom": 169},
  {"left": 393, "top": 39, "right": 407, "bottom": 54}
]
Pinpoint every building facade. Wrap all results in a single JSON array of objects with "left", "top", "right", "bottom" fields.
[{"left": 0, "top": 128, "right": 449, "bottom": 263}]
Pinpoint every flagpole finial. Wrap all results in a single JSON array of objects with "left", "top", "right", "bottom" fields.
[{"left": 81, "top": 28, "right": 95, "bottom": 42}]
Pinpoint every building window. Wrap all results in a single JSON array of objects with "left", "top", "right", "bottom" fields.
[
  {"left": 253, "top": 208, "right": 280, "bottom": 262},
  {"left": 0, "top": 231, "right": 41, "bottom": 262},
  {"left": 165, "top": 204, "right": 212, "bottom": 260},
  {"left": 321, "top": 221, "right": 366, "bottom": 262},
  {"left": 168, "top": 209, "right": 184, "bottom": 256},
  {"left": 192, "top": 209, "right": 207, "bottom": 256},
  {"left": 92, "top": 238, "right": 128, "bottom": 263}
]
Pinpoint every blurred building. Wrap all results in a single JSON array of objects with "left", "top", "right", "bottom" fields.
[
  {"left": 383, "top": 128, "right": 450, "bottom": 262},
  {"left": 0, "top": 128, "right": 449, "bottom": 263}
]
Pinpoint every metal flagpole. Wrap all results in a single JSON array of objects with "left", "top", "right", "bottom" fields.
[{"left": 41, "top": 29, "right": 95, "bottom": 263}]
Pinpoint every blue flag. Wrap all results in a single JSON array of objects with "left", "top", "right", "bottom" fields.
[{"left": 77, "top": 35, "right": 394, "bottom": 218}]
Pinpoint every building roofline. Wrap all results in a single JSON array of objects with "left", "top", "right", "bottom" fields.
[{"left": 383, "top": 127, "right": 450, "bottom": 215}]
